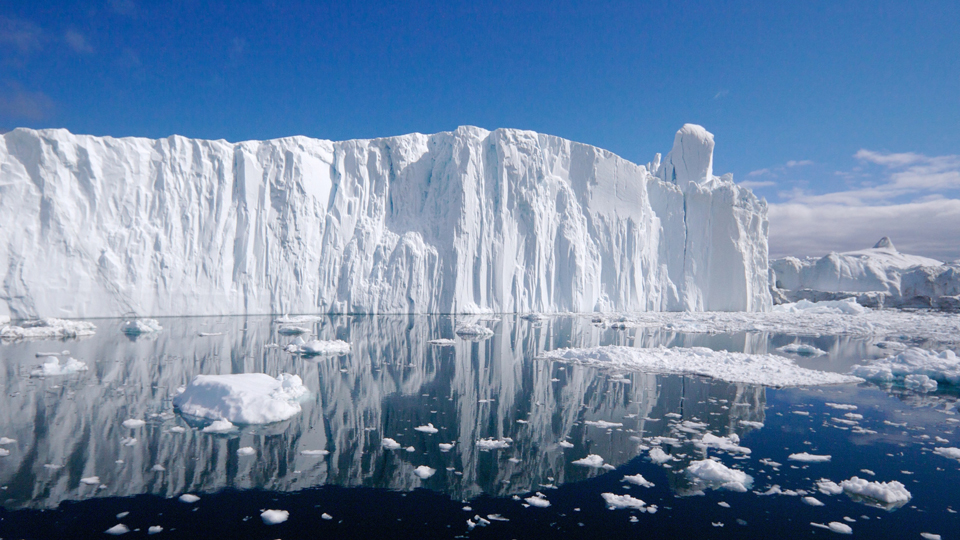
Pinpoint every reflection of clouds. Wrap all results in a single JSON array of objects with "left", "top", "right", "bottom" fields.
[{"left": 0, "top": 315, "right": 772, "bottom": 509}]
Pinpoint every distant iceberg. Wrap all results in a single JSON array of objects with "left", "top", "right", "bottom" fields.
[{"left": 0, "top": 124, "right": 770, "bottom": 317}]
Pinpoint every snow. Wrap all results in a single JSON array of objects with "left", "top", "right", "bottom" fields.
[
  {"left": 601, "top": 493, "right": 649, "bottom": 511},
  {"left": 933, "top": 447, "right": 960, "bottom": 461},
  {"left": 477, "top": 437, "right": 512, "bottom": 451},
  {"left": 178, "top": 494, "right": 200, "bottom": 503},
  {"left": 572, "top": 454, "right": 605, "bottom": 468},
  {"left": 105, "top": 524, "right": 130, "bottom": 535},
  {"left": 838, "top": 477, "right": 912, "bottom": 507},
  {"left": 685, "top": 460, "right": 753, "bottom": 492},
  {"left": 0, "top": 125, "right": 770, "bottom": 318},
  {"left": 121, "top": 319, "right": 162, "bottom": 335},
  {"left": 540, "top": 346, "right": 861, "bottom": 387},
  {"left": 173, "top": 373, "right": 307, "bottom": 424},
  {"left": 777, "top": 343, "right": 826, "bottom": 357},
  {"left": 414, "top": 423, "right": 439, "bottom": 434},
  {"left": 260, "top": 509, "right": 289, "bottom": 525},
  {"left": 622, "top": 474, "right": 654, "bottom": 487},
  {"left": 30, "top": 356, "right": 88, "bottom": 377},
  {"left": 788, "top": 452, "right": 831, "bottom": 463},
  {"left": 413, "top": 465, "right": 436, "bottom": 479},
  {"left": 851, "top": 348, "right": 960, "bottom": 389},
  {"left": 0, "top": 318, "right": 96, "bottom": 340}
]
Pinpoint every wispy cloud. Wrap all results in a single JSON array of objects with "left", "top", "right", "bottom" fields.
[
  {"left": 0, "top": 16, "right": 45, "bottom": 55},
  {"left": 108, "top": 0, "right": 138, "bottom": 16},
  {"left": 0, "top": 83, "right": 54, "bottom": 121},
  {"left": 713, "top": 89, "right": 729, "bottom": 100},
  {"left": 738, "top": 180, "right": 776, "bottom": 189},
  {"left": 786, "top": 160, "right": 812, "bottom": 167},
  {"left": 748, "top": 167, "right": 771, "bottom": 177},
  {"left": 769, "top": 149, "right": 960, "bottom": 260},
  {"left": 64, "top": 29, "right": 94, "bottom": 54},
  {"left": 747, "top": 159, "right": 814, "bottom": 179}
]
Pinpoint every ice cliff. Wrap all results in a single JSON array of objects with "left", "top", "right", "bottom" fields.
[
  {"left": 771, "top": 237, "right": 960, "bottom": 310},
  {"left": 0, "top": 124, "right": 770, "bottom": 317}
]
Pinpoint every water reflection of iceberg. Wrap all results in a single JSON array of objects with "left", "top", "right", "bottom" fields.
[{"left": 0, "top": 315, "right": 769, "bottom": 509}]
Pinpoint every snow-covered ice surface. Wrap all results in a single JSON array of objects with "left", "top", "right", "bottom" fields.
[
  {"left": 851, "top": 348, "right": 960, "bottom": 389},
  {"left": 0, "top": 124, "right": 770, "bottom": 319},
  {"left": 539, "top": 346, "right": 861, "bottom": 387},
  {"left": 1, "top": 318, "right": 96, "bottom": 341},
  {"left": 172, "top": 373, "right": 308, "bottom": 424},
  {"left": 685, "top": 459, "right": 753, "bottom": 492}
]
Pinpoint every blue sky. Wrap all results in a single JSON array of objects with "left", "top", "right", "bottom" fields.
[{"left": 2, "top": 0, "right": 958, "bottom": 259}]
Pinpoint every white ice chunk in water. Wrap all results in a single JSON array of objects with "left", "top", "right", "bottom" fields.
[
  {"left": 584, "top": 420, "right": 623, "bottom": 429},
  {"left": 601, "top": 493, "right": 648, "bottom": 511},
  {"left": 524, "top": 492, "right": 551, "bottom": 508},
  {"left": 622, "top": 474, "right": 654, "bottom": 488},
  {"left": 148, "top": 526, "right": 163, "bottom": 534},
  {"left": 0, "top": 437, "right": 15, "bottom": 444},
  {"left": 30, "top": 356, "right": 88, "bottom": 377},
  {"left": 477, "top": 437, "right": 512, "bottom": 451},
  {"left": 428, "top": 338, "right": 456, "bottom": 346},
  {"left": 817, "top": 479, "right": 844, "bottom": 495},
  {"left": 438, "top": 443, "right": 455, "bottom": 452},
  {"left": 261, "top": 509, "right": 289, "bottom": 525},
  {"left": 572, "top": 454, "right": 605, "bottom": 468},
  {"left": 788, "top": 452, "right": 831, "bottom": 463},
  {"left": 105, "top": 524, "right": 130, "bottom": 535},
  {"left": 121, "top": 319, "right": 162, "bottom": 335},
  {"left": 80, "top": 476, "right": 100, "bottom": 485},
  {"left": 698, "top": 433, "right": 751, "bottom": 454},
  {"left": 173, "top": 373, "right": 307, "bottom": 424},
  {"left": 811, "top": 522, "right": 852, "bottom": 534},
  {"left": 777, "top": 343, "right": 827, "bottom": 357},
  {"left": 838, "top": 477, "right": 912, "bottom": 508},
  {"left": 414, "top": 423, "right": 439, "bottom": 434},
  {"left": 122, "top": 419, "right": 145, "bottom": 429},
  {"left": 1, "top": 318, "right": 96, "bottom": 340},
  {"left": 296, "top": 339, "right": 350, "bottom": 356},
  {"left": 201, "top": 420, "right": 237, "bottom": 434},
  {"left": 851, "top": 348, "right": 960, "bottom": 389},
  {"left": 933, "top": 447, "right": 960, "bottom": 461},
  {"left": 802, "top": 496, "right": 825, "bottom": 506},
  {"left": 300, "top": 449, "right": 330, "bottom": 456},
  {"left": 455, "top": 325, "right": 494, "bottom": 339},
  {"left": 382, "top": 438, "right": 401, "bottom": 450},
  {"left": 648, "top": 447, "right": 675, "bottom": 464},
  {"left": 179, "top": 494, "right": 200, "bottom": 503},
  {"left": 413, "top": 465, "right": 436, "bottom": 479},
  {"left": 685, "top": 460, "right": 752, "bottom": 492},
  {"left": 921, "top": 533, "right": 942, "bottom": 540},
  {"left": 237, "top": 447, "right": 256, "bottom": 456}
]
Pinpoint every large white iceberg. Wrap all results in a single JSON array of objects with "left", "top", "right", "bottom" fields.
[
  {"left": 771, "top": 237, "right": 960, "bottom": 309},
  {"left": 172, "top": 373, "right": 308, "bottom": 424},
  {"left": 0, "top": 124, "right": 769, "bottom": 318}
]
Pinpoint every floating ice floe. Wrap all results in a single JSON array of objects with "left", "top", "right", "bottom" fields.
[
  {"left": 382, "top": 438, "right": 401, "bottom": 450},
  {"left": 739, "top": 420, "right": 764, "bottom": 429},
  {"left": 816, "top": 479, "right": 844, "bottom": 495},
  {"left": 288, "top": 339, "right": 351, "bottom": 356},
  {"left": 173, "top": 373, "right": 307, "bottom": 424},
  {"left": 851, "top": 348, "right": 960, "bottom": 390},
  {"left": 201, "top": 419, "right": 237, "bottom": 433},
  {"left": 697, "top": 433, "right": 751, "bottom": 454},
  {"left": 30, "top": 356, "right": 88, "bottom": 377},
  {"left": 921, "top": 533, "right": 942, "bottom": 540},
  {"left": 237, "top": 447, "right": 255, "bottom": 456},
  {"left": 261, "top": 509, "right": 289, "bottom": 525},
  {"left": 648, "top": 447, "right": 675, "bottom": 464},
  {"left": 414, "top": 423, "right": 439, "bottom": 434},
  {"left": 148, "top": 526, "right": 163, "bottom": 534},
  {"left": 476, "top": 437, "right": 512, "bottom": 451},
  {"left": 413, "top": 465, "right": 436, "bottom": 479},
  {"left": 428, "top": 338, "right": 456, "bottom": 346},
  {"left": 802, "top": 496, "right": 825, "bottom": 506},
  {"left": 572, "top": 454, "right": 605, "bottom": 468},
  {"left": 776, "top": 343, "right": 827, "bottom": 357},
  {"left": 622, "top": 474, "right": 654, "bottom": 488},
  {"left": 811, "top": 521, "right": 852, "bottom": 534},
  {"left": 300, "top": 449, "right": 329, "bottom": 456},
  {"left": 933, "top": 447, "right": 960, "bottom": 461},
  {"left": 0, "top": 448, "right": 9, "bottom": 457},
  {"left": 584, "top": 420, "right": 623, "bottom": 429},
  {"left": 539, "top": 346, "right": 862, "bottom": 387},
  {"left": 601, "top": 493, "right": 652, "bottom": 511},
  {"left": 524, "top": 492, "right": 551, "bottom": 508},
  {"left": 455, "top": 324, "right": 494, "bottom": 340},
  {"left": 277, "top": 325, "right": 310, "bottom": 336},
  {"left": 685, "top": 460, "right": 752, "bottom": 492},
  {"left": 0, "top": 437, "right": 15, "bottom": 445},
  {"left": 825, "top": 403, "right": 857, "bottom": 410},
  {"left": 121, "top": 319, "right": 162, "bottom": 335},
  {"left": 151, "top": 464, "right": 165, "bottom": 471},
  {"left": 788, "top": 452, "right": 831, "bottom": 463},
  {"left": 438, "top": 442, "right": 455, "bottom": 452},
  {"left": 0, "top": 318, "right": 97, "bottom": 341},
  {"left": 80, "top": 476, "right": 100, "bottom": 486},
  {"left": 105, "top": 524, "right": 130, "bottom": 535},
  {"left": 838, "top": 477, "right": 912, "bottom": 509},
  {"left": 179, "top": 494, "right": 200, "bottom": 503},
  {"left": 122, "top": 419, "right": 146, "bottom": 429}
]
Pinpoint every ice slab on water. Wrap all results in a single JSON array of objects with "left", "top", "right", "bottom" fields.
[
  {"left": 1, "top": 318, "right": 96, "bottom": 341},
  {"left": 540, "top": 346, "right": 861, "bottom": 387},
  {"left": 0, "top": 125, "right": 770, "bottom": 318},
  {"left": 851, "top": 348, "right": 960, "bottom": 389},
  {"left": 172, "top": 373, "right": 308, "bottom": 424},
  {"left": 260, "top": 509, "right": 289, "bottom": 525},
  {"left": 289, "top": 339, "right": 351, "bottom": 356},
  {"left": 30, "top": 356, "right": 88, "bottom": 377},
  {"left": 838, "top": 476, "right": 912, "bottom": 509},
  {"left": 685, "top": 459, "right": 752, "bottom": 492},
  {"left": 120, "top": 319, "right": 162, "bottom": 335}
]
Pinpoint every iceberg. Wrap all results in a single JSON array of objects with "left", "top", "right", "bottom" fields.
[
  {"left": 0, "top": 124, "right": 769, "bottom": 318},
  {"left": 172, "top": 373, "right": 308, "bottom": 424}
]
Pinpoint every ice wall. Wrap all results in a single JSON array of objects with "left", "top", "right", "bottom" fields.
[{"left": 0, "top": 124, "right": 770, "bottom": 318}]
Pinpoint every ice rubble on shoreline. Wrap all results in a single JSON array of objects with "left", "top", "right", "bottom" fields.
[
  {"left": 172, "top": 373, "right": 308, "bottom": 424},
  {"left": 539, "top": 346, "right": 862, "bottom": 387}
]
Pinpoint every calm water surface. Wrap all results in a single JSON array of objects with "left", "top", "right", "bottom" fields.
[{"left": 0, "top": 315, "right": 957, "bottom": 538}]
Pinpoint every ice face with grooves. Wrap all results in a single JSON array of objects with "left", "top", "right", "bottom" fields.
[{"left": 0, "top": 125, "right": 770, "bottom": 317}]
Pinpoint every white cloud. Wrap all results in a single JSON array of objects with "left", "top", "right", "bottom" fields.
[
  {"left": 769, "top": 149, "right": 960, "bottom": 261},
  {"left": 747, "top": 168, "right": 771, "bottom": 177},
  {"left": 738, "top": 180, "right": 775, "bottom": 189},
  {"left": 64, "top": 30, "right": 94, "bottom": 54},
  {"left": 713, "top": 89, "right": 729, "bottom": 100}
]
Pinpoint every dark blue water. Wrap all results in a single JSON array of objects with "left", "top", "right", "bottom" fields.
[{"left": 0, "top": 315, "right": 957, "bottom": 538}]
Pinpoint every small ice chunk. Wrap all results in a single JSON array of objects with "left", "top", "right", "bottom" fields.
[
  {"left": 173, "top": 373, "right": 308, "bottom": 424},
  {"left": 572, "top": 454, "right": 605, "bottom": 468},
  {"left": 201, "top": 420, "right": 237, "bottom": 433},
  {"left": 0, "top": 448, "right": 9, "bottom": 457},
  {"left": 80, "top": 476, "right": 100, "bottom": 485},
  {"left": 622, "top": 474, "right": 654, "bottom": 488},
  {"left": 777, "top": 343, "right": 827, "bottom": 357},
  {"left": 321, "top": 513, "right": 333, "bottom": 520},
  {"left": 685, "top": 460, "right": 752, "bottom": 492},
  {"left": 524, "top": 492, "right": 551, "bottom": 508},
  {"left": 718, "top": 502, "right": 730, "bottom": 508},
  {"left": 0, "top": 437, "right": 16, "bottom": 444},
  {"left": 105, "top": 524, "right": 130, "bottom": 535},
  {"left": 277, "top": 325, "right": 310, "bottom": 336},
  {"left": 477, "top": 437, "right": 512, "bottom": 451},
  {"left": 825, "top": 403, "right": 858, "bottom": 410},
  {"left": 121, "top": 319, "right": 162, "bottom": 335},
  {"left": 558, "top": 441, "right": 574, "bottom": 448},
  {"left": 237, "top": 446, "right": 256, "bottom": 456},
  {"left": 839, "top": 476, "right": 912, "bottom": 508},
  {"left": 811, "top": 522, "right": 853, "bottom": 534},
  {"left": 648, "top": 447, "right": 675, "bottom": 464},
  {"left": 739, "top": 420, "right": 764, "bottom": 429},
  {"left": 802, "top": 496, "right": 825, "bottom": 506},
  {"left": 817, "top": 479, "right": 844, "bottom": 495},
  {"left": 439, "top": 443, "right": 455, "bottom": 452},
  {"left": 455, "top": 325, "right": 494, "bottom": 339},
  {"left": 30, "top": 356, "right": 88, "bottom": 377},
  {"left": 167, "top": 426, "right": 186, "bottom": 433},
  {"left": 382, "top": 438, "right": 401, "bottom": 450},
  {"left": 404, "top": 446, "right": 415, "bottom": 452},
  {"left": 698, "top": 433, "right": 751, "bottom": 454},
  {"left": 179, "top": 494, "right": 200, "bottom": 503},
  {"left": 920, "top": 534, "right": 942, "bottom": 540},
  {"left": 261, "top": 509, "right": 289, "bottom": 525},
  {"left": 788, "top": 452, "right": 831, "bottom": 463},
  {"left": 933, "top": 447, "right": 960, "bottom": 461},
  {"left": 601, "top": 493, "right": 647, "bottom": 510},
  {"left": 584, "top": 420, "right": 623, "bottom": 429},
  {"left": 148, "top": 526, "right": 163, "bottom": 534},
  {"left": 151, "top": 464, "right": 166, "bottom": 472},
  {"left": 413, "top": 465, "right": 436, "bottom": 479},
  {"left": 122, "top": 419, "right": 146, "bottom": 429},
  {"left": 414, "top": 423, "right": 439, "bottom": 434},
  {"left": 428, "top": 338, "right": 456, "bottom": 346},
  {"left": 300, "top": 449, "right": 330, "bottom": 456},
  {"left": 298, "top": 339, "right": 350, "bottom": 356}
]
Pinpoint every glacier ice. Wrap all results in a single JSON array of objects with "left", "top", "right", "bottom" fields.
[{"left": 0, "top": 124, "right": 769, "bottom": 318}]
